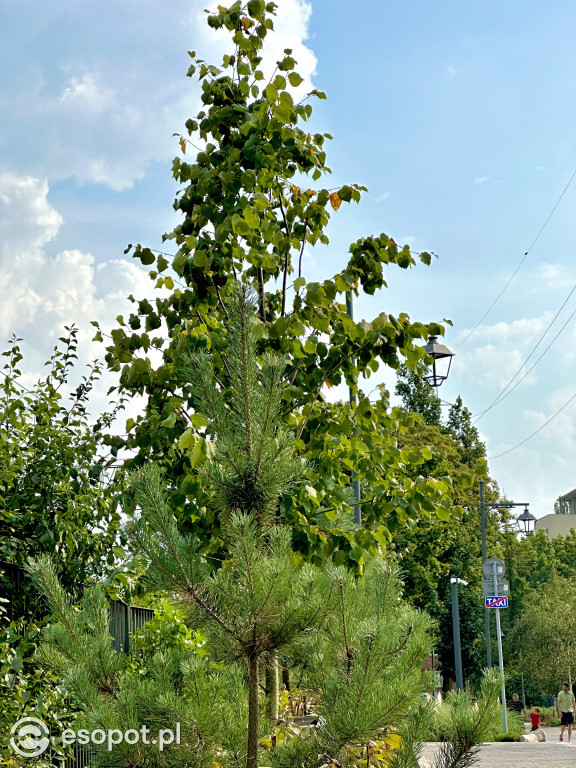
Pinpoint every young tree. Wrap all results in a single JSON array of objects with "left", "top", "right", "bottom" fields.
[
  {"left": 26, "top": 556, "right": 235, "bottom": 768},
  {"left": 28, "top": 290, "right": 439, "bottom": 768},
  {"left": 96, "top": 0, "right": 465, "bottom": 570},
  {"left": 430, "top": 670, "right": 504, "bottom": 768},
  {"left": 127, "top": 288, "right": 335, "bottom": 768}
]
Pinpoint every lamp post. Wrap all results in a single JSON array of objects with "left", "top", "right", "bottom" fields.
[
  {"left": 451, "top": 577, "right": 468, "bottom": 691},
  {"left": 346, "top": 292, "right": 361, "bottom": 525},
  {"left": 423, "top": 336, "right": 454, "bottom": 388},
  {"left": 517, "top": 507, "right": 537, "bottom": 535},
  {"left": 480, "top": 479, "right": 531, "bottom": 668}
]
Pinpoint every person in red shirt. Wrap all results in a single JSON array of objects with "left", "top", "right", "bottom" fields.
[{"left": 529, "top": 707, "right": 541, "bottom": 731}]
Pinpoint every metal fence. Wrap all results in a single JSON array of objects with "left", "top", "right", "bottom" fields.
[
  {"left": 0, "top": 560, "right": 27, "bottom": 621},
  {"left": 108, "top": 599, "right": 154, "bottom": 652}
]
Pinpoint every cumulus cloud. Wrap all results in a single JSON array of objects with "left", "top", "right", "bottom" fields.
[
  {"left": 538, "top": 261, "right": 576, "bottom": 289},
  {"left": 0, "top": 172, "right": 150, "bottom": 363},
  {"left": 0, "top": 0, "right": 316, "bottom": 190},
  {"left": 457, "top": 313, "right": 555, "bottom": 389}
]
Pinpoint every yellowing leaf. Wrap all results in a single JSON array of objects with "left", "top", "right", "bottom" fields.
[
  {"left": 306, "top": 189, "right": 316, "bottom": 196},
  {"left": 217, "top": 4, "right": 227, "bottom": 11},
  {"left": 292, "top": 185, "right": 301, "bottom": 195},
  {"left": 241, "top": 17, "right": 251, "bottom": 30},
  {"left": 329, "top": 192, "right": 341, "bottom": 211},
  {"left": 179, "top": 137, "right": 186, "bottom": 154}
]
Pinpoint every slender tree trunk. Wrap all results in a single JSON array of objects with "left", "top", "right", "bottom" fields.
[
  {"left": 266, "top": 650, "right": 279, "bottom": 720},
  {"left": 282, "top": 663, "right": 290, "bottom": 692},
  {"left": 247, "top": 653, "right": 260, "bottom": 768}
]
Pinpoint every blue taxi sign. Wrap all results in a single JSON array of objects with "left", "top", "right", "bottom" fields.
[{"left": 485, "top": 596, "right": 508, "bottom": 608}]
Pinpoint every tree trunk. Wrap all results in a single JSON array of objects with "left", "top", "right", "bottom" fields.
[
  {"left": 247, "top": 654, "right": 260, "bottom": 768},
  {"left": 266, "top": 650, "right": 279, "bottom": 720},
  {"left": 282, "top": 663, "right": 290, "bottom": 692}
]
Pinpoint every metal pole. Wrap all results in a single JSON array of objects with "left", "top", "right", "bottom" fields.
[
  {"left": 492, "top": 561, "right": 507, "bottom": 732},
  {"left": 124, "top": 600, "right": 130, "bottom": 653},
  {"left": 451, "top": 579, "right": 464, "bottom": 691},
  {"left": 480, "top": 480, "right": 492, "bottom": 668},
  {"left": 520, "top": 671, "right": 525, "bottom": 706},
  {"left": 346, "top": 292, "right": 361, "bottom": 526}
]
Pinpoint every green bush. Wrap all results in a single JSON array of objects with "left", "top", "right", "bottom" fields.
[{"left": 490, "top": 711, "right": 524, "bottom": 742}]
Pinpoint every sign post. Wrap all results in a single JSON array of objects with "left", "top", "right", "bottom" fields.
[{"left": 492, "top": 559, "right": 508, "bottom": 733}]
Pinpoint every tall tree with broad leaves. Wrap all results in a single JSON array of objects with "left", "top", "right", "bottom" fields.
[{"left": 96, "top": 0, "right": 476, "bottom": 571}]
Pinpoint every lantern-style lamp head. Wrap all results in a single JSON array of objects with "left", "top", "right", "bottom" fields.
[
  {"left": 423, "top": 336, "right": 454, "bottom": 388},
  {"left": 518, "top": 506, "right": 536, "bottom": 535}
]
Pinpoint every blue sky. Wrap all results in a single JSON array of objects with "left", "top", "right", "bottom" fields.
[{"left": 1, "top": 0, "right": 575, "bottom": 519}]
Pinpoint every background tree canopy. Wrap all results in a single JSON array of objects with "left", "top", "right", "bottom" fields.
[{"left": 0, "top": 329, "right": 123, "bottom": 619}]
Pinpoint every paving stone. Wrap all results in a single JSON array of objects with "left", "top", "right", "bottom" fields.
[{"left": 419, "top": 728, "right": 576, "bottom": 768}]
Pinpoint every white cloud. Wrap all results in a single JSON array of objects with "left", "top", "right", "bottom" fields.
[
  {"left": 374, "top": 192, "right": 390, "bottom": 202},
  {"left": 474, "top": 176, "right": 488, "bottom": 184},
  {"left": 0, "top": 172, "right": 150, "bottom": 360},
  {"left": 1, "top": 0, "right": 316, "bottom": 191},
  {"left": 538, "top": 261, "right": 576, "bottom": 289},
  {"left": 448, "top": 66, "right": 456, "bottom": 76}
]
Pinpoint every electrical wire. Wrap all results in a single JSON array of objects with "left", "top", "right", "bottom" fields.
[
  {"left": 473, "top": 281, "right": 576, "bottom": 422},
  {"left": 488, "top": 390, "right": 576, "bottom": 460},
  {"left": 477, "top": 305, "right": 576, "bottom": 419},
  {"left": 454, "top": 168, "right": 576, "bottom": 352}
]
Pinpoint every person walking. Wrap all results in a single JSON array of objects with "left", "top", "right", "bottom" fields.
[
  {"left": 557, "top": 682, "right": 576, "bottom": 742},
  {"left": 506, "top": 692, "right": 527, "bottom": 720}
]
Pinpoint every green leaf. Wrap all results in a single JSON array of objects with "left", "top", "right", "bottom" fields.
[
  {"left": 243, "top": 207, "right": 260, "bottom": 229},
  {"left": 193, "top": 251, "right": 209, "bottom": 268},
  {"left": 161, "top": 412, "right": 177, "bottom": 428},
  {"left": 179, "top": 428, "right": 197, "bottom": 451},
  {"left": 190, "top": 413, "right": 209, "bottom": 429},
  {"left": 232, "top": 216, "right": 251, "bottom": 237},
  {"left": 139, "top": 248, "right": 155, "bottom": 265},
  {"left": 288, "top": 72, "right": 304, "bottom": 87}
]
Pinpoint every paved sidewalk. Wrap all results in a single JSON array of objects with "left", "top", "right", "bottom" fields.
[{"left": 419, "top": 727, "right": 576, "bottom": 768}]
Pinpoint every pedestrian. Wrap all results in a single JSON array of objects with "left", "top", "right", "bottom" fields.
[
  {"left": 506, "top": 692, "right": 527, "bottom": 720},
  {"left": 557, "top": 682, "right": 576, "bottom": 742},
  {"left": 529, "top": 707, "right": 541, "bottom": 731}
]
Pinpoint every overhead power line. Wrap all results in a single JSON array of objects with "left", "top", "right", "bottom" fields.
[
  {"left": 454, "top": 167, "right": 576, "bottom": 352},
  {"left": 474, "top": 281, "right": 576, "bottom": 422},
  {"left": 488, "top": 390, "right": 576, "bottom": 460}
]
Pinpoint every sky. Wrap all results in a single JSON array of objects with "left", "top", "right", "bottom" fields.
[{"left": 1, "top": 0, "right": 575, "bottom": 521}]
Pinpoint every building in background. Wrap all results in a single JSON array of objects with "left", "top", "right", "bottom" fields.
[{"left": 535, "top": 489, "right": 576, "bottom": 539}]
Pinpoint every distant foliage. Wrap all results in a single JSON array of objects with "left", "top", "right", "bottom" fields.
[{"left": 0, "top": 328, "right": 123, "bottom": 619}]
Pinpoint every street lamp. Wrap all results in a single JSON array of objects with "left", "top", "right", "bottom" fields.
[
  {"left": 517, "top": 507, "right": 536, "bottom": 535},
  {"left": 450, "top": 577, "right": 468, "bottom": 691},
  {"left": 423, "top": 336, "right": 454, "bottom": 388}
]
